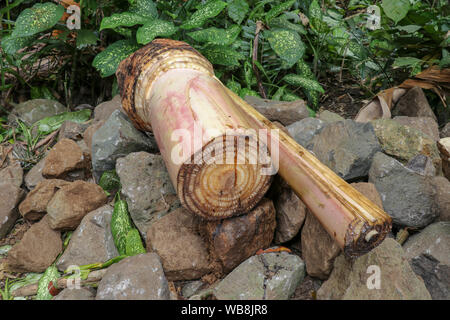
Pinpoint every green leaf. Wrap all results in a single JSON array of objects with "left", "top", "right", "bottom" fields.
[
  {"left": 239, "top": 88, "right": 259, "bottom": 99},
  {"left": 296, "top": 60, "right": 320, "bottom": 108},
  {"left": 227, "top": 0, "right": 249, "bottom": 24},
  {"left": 1, "top": 35, "right": 34, "bottom": 55},
  {"left": 99, "top": 170, "right": 121, "bottom": 192},
  {"left": 283, "top": 74, "right": 325, "bottom": 93},
  {"left": 265, "top": 0, "right": 295, "bottom": 23},
  {"left": 397, "top": 25, "right": 421, "bottom": 33},
  {"left": 201, "top": 45, "right": 245, "bottom": 66},
  {"left": 282, "top": 92, "right": 302, "bottom": 101},
  {"left": 269, "top": 15, "right": 306, "bottom": 35},
  {"left": 265, "top": 28, "right": 305, "bottom": 69},
  {"left": 392, "top": 57, "right": 422, "bottom": 68},
  {"left": 111, "top": 199, "right": 133, "bottom": 255},
  {"left": 36, "top": 265, "right": 60, "bottom": 300},
  {"left": 308, "top": 0, "right": 328, "bottom": 33},
  {"left": 381, "top": 0, "right": 410, "bottom": 24},
  {"left": 226, "top": 79, "right": 241, "bottom": 94},
  {"left": 93, "top": 40, "right": 140, "bottom": 77},
  {"left": 188, "top": 25, "right": 241, "bottom": 46},
  {"left": 136, "top": 20, "right": 177, "bottom": 45},
  {"left": 181, "top": 0, "right": 228, "bottom": 30},
  {"left": 125, "top": 229, "right": 146, "bottom": 256},
  {"left": 11, "top": 2, "right": 64, "bottom": 38},
  {"left": 76, "top": 30, "right": 98, "bottom": 49},
  {"left": 129, "top": 0, "right": 158, "bottom": 19},
  {"left": 100, "top": 12, "right": 148, "bottom": 31},
  {"left": 36, "top": 109, "right": 92, "bottom": 135},
  {"left": 272, "top": 86, "right": 285, "bottom": 101}
]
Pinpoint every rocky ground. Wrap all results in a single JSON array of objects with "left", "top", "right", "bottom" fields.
[{"left": 0, "top": 87, "right": 449, "bottom": 300}]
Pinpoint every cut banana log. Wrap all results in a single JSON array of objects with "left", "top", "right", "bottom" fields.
[{"left": 117, "top": 39, "right": 392, "bottom": 257}]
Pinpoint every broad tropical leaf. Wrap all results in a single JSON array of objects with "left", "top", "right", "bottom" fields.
[
  {"left": 93, "top": 40, "right": 140, "bottom": 77},
  {"left": 181, "top": 0, "right": 228, "bottom": 29},
  {"left": 265, "top": 28, "right": 305, "bottom": 69},
  {"left": 283, "top": 74, "right": 325, "bottom": 93},
  {"left": 227, "top": 0, "right": 249, "bottom": 24},
  {"left": 188, "top": 25, "right": 241, "bottom": 46},
  {"left": 136, "top": 20, "right": 177, "bottom": 44},
  {"left": 100, "top": 12, "right": 148, "bottom": 31},
  {"left": 201, "top": 45, "right": 245, "bottom": 66},
  {"left": 381, "top": 0, "right": 410, "bottom": 24}
]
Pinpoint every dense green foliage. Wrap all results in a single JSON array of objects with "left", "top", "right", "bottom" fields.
[{"left": 1, "top": 0, "right": 449, "bottom": 112}]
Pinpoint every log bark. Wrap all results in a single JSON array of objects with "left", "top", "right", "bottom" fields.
[{"left": 117, "top": 39, "right": 392, "bottom": 257}]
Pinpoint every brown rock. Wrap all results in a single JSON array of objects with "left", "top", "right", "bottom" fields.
[
  {"left": 42, "top": 139, "right": 87, "bottom": 180},
  {"left": 0, "top": 161, "right": 23, "bottom": 188},
  {"left": 46, "top": 181, "right": 107, "bottom": 230},
  {"left": 438, "top": 137, "right": 450, "bottom": 180},
  {"left": 272, "top": 178, "right": 306, "bottom": 244},
  {"left": 431, "top": 176, "right": 450, "bottom": 221},
  {"left": 58, "top": 121, "right": 87, "bottom": 141},
  {"left": 393, "top": 87, "right": 437, "bottom": 120},
  {"left": 146, "top": 207, "right": 211, "bottom": 281},
  {"left": 94, "top": 95, "right": 122, "bottom": 122},
  {"left": 301, "top": 210, "right": 341, "bottom": 280},
  {"left": 0, "top": 183, "right": 24, "bottom": 239},
  {"left": 19, "top": 179, "right": 71, "bottom": 221},
  {"left": 393, "top": 116, "right": 439, "bottom": 141},
  {"left": 6, "top": 216, "right": 62, "bottom": 272},
  {"left": 351, "top": 182, "right": 383, "bottom": 209},
  {"left": 83, "top": 120, "right": 105, "bottom": 153},
  {"left": 200, "top": 198, "right": 276, "bottom": 274},
  {"left": 244, "top": 96, "right": 309, "bottom": 126}
]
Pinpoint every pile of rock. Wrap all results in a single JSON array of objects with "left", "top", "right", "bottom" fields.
[{"left": 1, "top": 86, "right": 449, "bottom": 300}]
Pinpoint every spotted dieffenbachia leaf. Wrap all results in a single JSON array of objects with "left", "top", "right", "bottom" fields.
[
  {"left": 188, "top": 25, "right": 241, "bottom": 46},
  {"left": 11, "top": 2, "right": 64, "bottom": 38},
  {"left": 93, "top": 40, "right": 140, "bottom": 77},
  {"left": 1, "top": 35, "right": 34, "bottom": 55},
  {"left": 265, "top": 0, "right": 295, "bottom": 23},
  {"left": 201, "top": 45, "right": 245, "bottom": 67},
  {"left": 381, "top": 0, "right": 410, "bottom": 24},
  {"left": 136, "top": 20, "right": 177, "bottom": 44},
  {"left": 129, "top": 0, "right": 158, "bottom": 19},
  {"left": 181, "top": 0, "right": 227, "bottom": 30},
  {"left": 296, "top": 59, "right": 320, "bottom": 108},
  {"left": 36, "top": 265, "right": 60, "bottom": 300},
  {"left": 265, "top": 28, "right": 305, "bottom": 69},
  {"left": 308, "top": 0, "right": 328, "bottom": 33},
  {"left": 100, "top": 12, "right": 148, "bottom": 31},
  {"left": 283, "top": 74, "right": 325, "bottom": 94},
  {"left": 227, "top": 0, "right": 249, "bottom": 24}
]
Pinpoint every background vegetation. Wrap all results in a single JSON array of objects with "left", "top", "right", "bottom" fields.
[{"left": 1, "top": 0, "right": 449, "bottom": 118}]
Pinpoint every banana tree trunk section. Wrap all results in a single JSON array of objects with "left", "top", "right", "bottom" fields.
[{"left": 116, "top": 39, "right": 392, "bottom": 258}]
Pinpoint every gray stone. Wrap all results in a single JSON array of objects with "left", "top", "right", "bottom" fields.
[
  {"left": 24, "top": 158, "right": 45, "bottom": 190},
  {"left": 406, "top": 154, "right": 436, "bottom": 176},
  {"left": 317, "top": 110, "right": 345, "bottom": 123},
  {"left": 8, "top": 99, "right": 67, "bottom": 125},
  {"left": 213, "top": 252, "right": 305, "bottom": 300},
  {"left": 440, "top": 122, "right": 450, "bottom": 138},
  {"left": 371, "top": 118, "right": 441, "bottom": 171},
  {"left": 393, "top": 87, "right": 437, "bottom": 120},
  {"left": 182, "top": 281, "right": 205, "bottom": 298},
  {"left": 286, "top": 117, "right": 326, "bottom": 150},
  {"left": 403, "top": 222, "right": 450, "bottom": 300},
  {"left": 0, "top": 161, "right": 23, "bottom": 188},
  {"left": 96, "top": 253, "right": 170, "bottom": 300},
  {"left": 92, "top": 110, "right": 157, "bottom": 180},
  {"left": 369, "top": 152, "right": 438, "bottom": 228},
  {"left": 431, "top": 176, "right": 450, "bottom": 221},
  {"left": 244, "top": 96, "right": 309, "bottom": 126},
  {"left": 58, "top": 121, "right": 87, "bottom": 141},
  {"left": 317, "top": 239, "right": 431, "bottom": 300},
  {"left": 53, "top": 287, "right": 95, "bottom": 300},
  {"left": 393, "top": 116, "right": 439, "bottom": 141},
  {"left": 56, "top": 205, "right": 119, "bottom": 272},
  {"left": 409, "top": 254, "right": 450, "bottom": 300},
  {"left": 310, "top": 120, "right": 381, "bottom": 180},
  {"left": 403, "top": 222, "right": 450, "bottom": 266},
  {"left": 0, "top": 183, "right": 24, "bottom": 239},
  {"left": 116, "top": 152, "right": 180, "bottom": 237}
]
